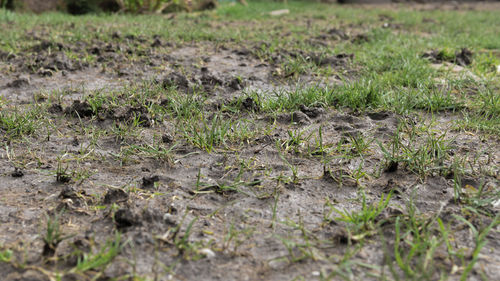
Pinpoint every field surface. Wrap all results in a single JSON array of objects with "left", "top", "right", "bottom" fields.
[{"left": 0, "top": 1, "right": 499, "bottom": 280}]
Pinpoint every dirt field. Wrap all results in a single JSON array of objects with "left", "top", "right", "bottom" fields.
[{"left": 0, "top": 1, "right": 499, "bottom": 280}]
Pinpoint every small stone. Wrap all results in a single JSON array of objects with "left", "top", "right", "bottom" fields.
[
  {"left": 269, "top": 9, "right": 289, "bottom": 16},
  {"left": 199, "top": 248, "right": 216, "bottom": 258},
  {"left": 163, "top": 213, "right": 177, "bottom": 225}
]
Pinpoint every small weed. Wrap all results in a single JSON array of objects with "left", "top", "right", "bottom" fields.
[
  {"left": 73, "top": 231, "right": 123, "bottom": 273},
  {"left": 42, "top": 210, "right": 73, "bottom": 257},
  {"left": 329, "top": 191, "right": 393, "bottom": 240},
  {"left": 0, "top": 247, "right": 13, "bottom": 263}
]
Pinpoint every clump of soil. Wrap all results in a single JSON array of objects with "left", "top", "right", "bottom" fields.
[{"left": 423, "top": 47, "right": 473, "bottom": 66}]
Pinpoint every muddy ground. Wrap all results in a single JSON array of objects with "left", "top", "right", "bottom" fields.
[{"left": 0, "top": 2, "right": 499, "bottom": 281}]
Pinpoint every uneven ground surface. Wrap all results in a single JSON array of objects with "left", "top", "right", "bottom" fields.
[{"left": 0, "top": 1, "right": 499, "bottom": 280}]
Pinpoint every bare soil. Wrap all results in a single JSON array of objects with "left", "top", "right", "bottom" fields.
[{"left": 0, "top": 5, "right": 499, "bottom": 281}]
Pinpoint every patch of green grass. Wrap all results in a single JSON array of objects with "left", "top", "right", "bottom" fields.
[
  {"left": 0, "top": 106, "right": 46, "bottom": 139},
  {"left": 379, "top": 119, "right": 455, "bottom": 179},
  {"left": 73, "top": 231, "right": 123, "bottom": 273},
  {"left": 0, "top": 247, "right": 13, "bottom": 263},
  {"left": 43, "top": 210, "right": 73, "bottom": 257},
  {"left": 328, "top": 191, "right": 393, "bottom": 241}
]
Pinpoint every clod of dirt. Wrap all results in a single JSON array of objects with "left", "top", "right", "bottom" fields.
[
  {"left": 327, "top": 28, "right": 349, "bottom": 40},
  {"left": 59, "top": 186, "right": 79, "bottom": 199},
  {"left": 240, "top": 97, "right": 260, "bottom": 112},
  {"left": 352, "top": 33, "right": 370, "bottom": 44},
  {"left": 163, "top": 213, "right": 178, "bottom": 226},
  {"left": 142, "top": 175, "right": 160, "bottom": 189},
  {"left": 103, "top": 188, "right": 128, "bottom": 204},
  {"left": 162, "top": 133, "right": 174, "bottom": 144},
  {"left": 151, "top": 37, "right": 163, "bottom": 48},
  {"left": 37, "top": 68, "right": 53, "bottom": 77},
  {"left": 11, "top": 168, "right": 24, "bottom": 178},
  {"left": 291, "top": 111, "right": 311, "bottom": 125},
  {"left": 200, "top": 73, "right": 223, "bottom": 87},
  {"left": 367, "top": 111, "right": 390, "bottom": 120},
  {"left": 384, "top": 161, "right": 398, "bottom": 173},
  {"left": 422, "top": 48, "right": 473, "bottom": 66},
  {"left": 234, "top": 48, "right": 251, "bottom": 56},
  {"left": 114, "top": 208, "right": 139, "bottom": 229},
  {"left": 309, "top": 53, "right": 353, "bottom": 67},
  {"left": 45, "top": 53, "right": 74, "bottom": 71},
  {"left": 299, "top": 104, "right": 324, "bottom": 118},
  {"left": 31, "top": 40, "right": 65, "bottom": 53},
  {"left": 125, "top": 34, "right": 137, "bottom": 41},
  {"left": 111, "top": 31, "right": 121, "bottom": 39},
  {"left": 48, "top": 104, "right": 63, "bottom": 114},
  {"left": 226, "top": 76, "right": 246, "bottom": 91},
  {"left": 65, "top": 100, "right": 94, "bottom": 118},
  {"left": 128, "top": 107, "right": 152, "bottom": 126},
  {"left": 162, "top": 73, "right": 190, "bottom": 90},
  {"left": 6, "top": 77, "right": 30, "bottom": 88},
  {"left": 455, "top": 48, "right": 473, "bottom": 66}
]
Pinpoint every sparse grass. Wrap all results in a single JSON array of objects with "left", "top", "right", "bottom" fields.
[
  {"left": 73, "top": 231, "right": 123, "bottom": 273},
  {"left": 0, "top": 1, "right": 499, "bottom": 280},
  {"left": 329, "top": 191, "right": 393, "bottom": 241}
]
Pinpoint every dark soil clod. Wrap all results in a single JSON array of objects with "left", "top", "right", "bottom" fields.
[
  {"left": 384, "top": 161, "right": 399, "bottom": 173},
  {"left": 299, "top": 104, "right": 325, "bottom": 118},
  {"left": 11, "top": 168, "right": 24, "bottom": 178},
  {"left": 162, "top": 133, "right": 174, "bottom": 144},
  {"left": 241, "top": 97, "right": 259, "bottom": 112},
  {"left": 6, "top": 78, "right": 30, "bottom": 88},
  {"left": 142, "top": 175, "right": 160, "bottom": 189},
  {"left": 291, "top": 111, "right": 311, "bottom": 125},
  {"left": 114, "top": 208, "right": 138, "bottom": 229},
  {"left": 227, "top": 76, "right": 246, "bottom": 91},
  {"left": 48, "top": 104, "right": 63, "bottom": 114},
  {"left": 162, "top": 73, "right": 190, "bottom": 90},
  {"left": 59, "top": 186, "right": 79, "bottom": 199},
  {"left": 367, "top": 111, "right": 390, "bottom": 120},
  {"left": 327, "top": 28, "right": 349, "bottom": 40},
  {"left": 65, "top": 100, "right": 94, "bottom": 118},
  {"left": 103, "top": 188, "right": 129, "bottom": 204},
  {"left": 455, "top": 48, "right": 473, "bottom": 66}
]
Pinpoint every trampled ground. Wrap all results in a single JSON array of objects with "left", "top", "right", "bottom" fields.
[{"left": 0, "top": 1, "right": 499, "bottom": 280}]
